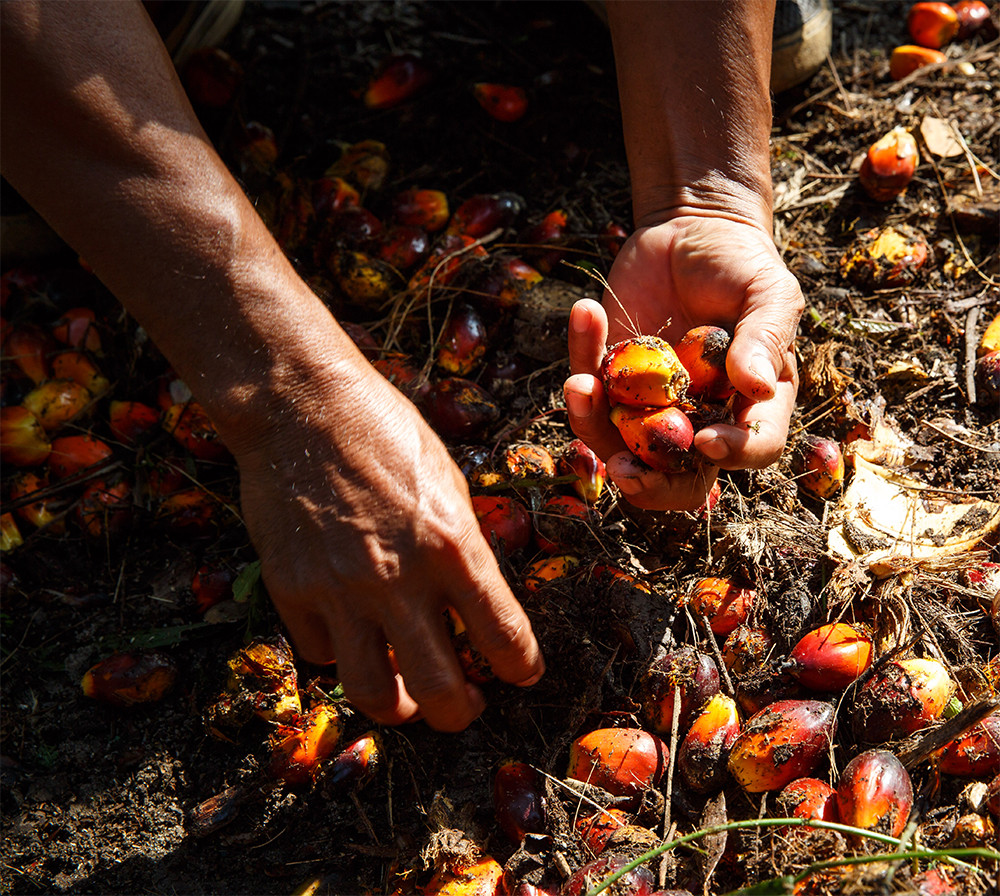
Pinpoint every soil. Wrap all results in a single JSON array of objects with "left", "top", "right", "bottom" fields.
[{"left": 1, "top": 2, "right": 998, "bottom": 895}]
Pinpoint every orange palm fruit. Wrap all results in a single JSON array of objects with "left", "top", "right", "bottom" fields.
[
  {"left": 723, "top": 624, "right": 774, "bottom": 675},
  {"left": 233, "top": 120, "right": 279, "bottom": 175},
  {"left": 689, "top": 576, "right": 756, "bottom": 636},
  {"left": 0, "top": 405, "right": 52, "bottom": 466},
  {"left": 907, "top": 2, "right": 959, "bottom": 48},
  {"left": 51, "top": 307, "right": 101, "bottom": 353},
  {"left": 21, "top": 379, "right": 92, "bottom": 432},
  {"left": 522, "top": 554, "right": 578, "bottom": 592},
  {"left": 678, "top": 693, "right": 741, "bottom": 794},
  {"left": 447, "top": 192, "right": 525, "bottom": 238},
  {"left": 82, "top": 651, "right": 178, "bottom": 707},
  {"left": 422, "top": 378, "right": 500, "bottom": 440},
  {"left": 836, "top": 749, "right": 913, "bottom": 839},
  {"left": 566, "top": 727, "right": 668, "bottom": 799},
  {"left": 786, "top": 622, "right": 873, "bottom": 691},
  {"left": 324, "top": 139, "right": 390, "bottom": 191},
  {"left": 792, "top": 435, "right": 844, "bottom": 500},
  {"left": 225, "top": 635, "right": 301, "bottom": 723},
  {"left": 558, "top": 438, "right": 606, "bottom": 504},
  {"left": 600, "top": 221, "right": 629, "bottom": 258},
  {"left": 363, "top": 54, "right": 432, "bottom": 109},
  {"left": 610, "top": 404, "right": 695, "bottom": 473},
  {"left": 0, "top": 512, "right": 23, "bottom": 552},
  {"left": 327, "top": 731, "right": 383, "bottom": 793},
  {"left": 445, "top": 607, "right": 493, "bottom": 684},
  {"left": 436, "top": 304, "right": 488, "bottom": 375},
  {"left": 889, "top": 44, "right": 947, "bottom": 80},
  {"left": 407, "top": 234, "right": 488, "bottom": 292},
  {"left": 776, "top": 777, "right": 840, "bottom": 829},
  {"left": 937, "top": 712, "right": 1000, "bottom": 777},
  {"left": 50, "top": 350, "right": 109, "bottom": 396},
  {"left": 76, "top": 476, "right": 132, "bottom": 538},
  {"left": 859, "top": 127, "right": 919, "bottom": 201},
  {"left": 954, "top": 0, "right": 991, "bottom": 38},
  {"left": 727, "top": 699, "right": 837, "bottom": 792},
  {"left": 162, "top": 401, "right": 229, "bottom": 461},
  {"left": 329, "top": 249, "right": 400, "bottom": 309},
  {"left": 472, "top": 495, "right": 533, "bottom": 553},
  {"left": 3, "top": 323, "right": 55, "bottom": 383},
  {"left": 311, "top": 176, "right": 361, "bottom": 217},
  {"left": 639, "top": 645, "right": 720, "bottom": 736},
  {"left": 521, "top": 210, "right": 568, "bottom": 273},
  {"left": 840, "top": 225, "right": 930, "bottom": 288},
  {"left": 980, "top": 312, "right": 1000, "bottom": 356},
  {"left": 108, "top": 400, "right": 161, "bottom": 444},
  {"left": 267, "top": 703, "right": 342, "bottom": 785},
  {"left": 423, "top": 856, "right": 503, "bottom": 896},
  {"left": 377, "top": 224, "right": 430, "bottom": 271},
  {"left": 473, "top": 83, "right": 528, "bottom": 122},
  {"left": 156, "top": 488, "right": 221, "bottom": 539},
  {"left": 47, "top": 434, "right": 112, "bottom": 480},
  {"left": 533, "top": 494, "right": 594, "bottom": 554},
  {"left": 574, "top": 807, "right": 630, "bottom": 855},
  {"left": 853, "top": 657, "right": 955, "bottom": 743},
  {"left": 191, "top": 563, "right": 237, "bottom": 613},
  {"left": 491, "top": 257, "right": 543, "bottom": 310},
  {"left": 391, "top": 188, "right": 449, "bottom": 232},
  {"left": 601, "top": 336, "right": 690, "bottom": 408},
  {"left": 674, "top": 326, "right": 736, "bottom": 401},
  {"left": 504, "top": 442, "right": 557, "bottom": 481},
  {"left": 493, "top": 759, "right": 546, "bottom": 842},
  {"left": 9, "top": 470, "right": 63, "bottom": 531}
]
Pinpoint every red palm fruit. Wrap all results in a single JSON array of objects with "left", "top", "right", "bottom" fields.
[
  {"left": 534, "top": 494, "right": 594, "bottom": 554},
  {"left": 494, "top": 759, "right": 546, "bottom": 842},
  {"left": 423, "top": 378, "right": 500, "bottom": 440},
  {"left": 325, "top": 139, "right": 390, "bottom": 191},
  {"left": 776, "top": 777, "right": 840, "bottom": 829},
  {"left": 557, "top": 439, "right": 606, "bottom": 504},
  {"left": 162, "top": 401, "right": 229, "bottom": 461},
  {"left": 859, "top": 127, "right": 919, "bottom": 202},
  {"left": 0, "top": 406, "right": 52, "bottom": 466},
  {"left": 52, "top": 307, "right": 102, "bottom": 353},
  {"left": 639, "top": 645, "right": 721, "bottom": 736},
  {"left": 372, "top": 354, "right": 431, "bottom": 404},
  {"left": 574, "top": 807, "right": 630, "bottom": 855},
  {"left": 377, "top": 224, "right": 430, "bottom": 271},
  {"left": 481, "top": 351, "right": 531, "bottom": 397},
  {"left": 320, "top": 206, "right": 383, "bottom": 251},
  {"left": 473, "top": 83, "right": 528, "bottom": 122},
  {"left": 327, "top": 731, "right": 383, "bottom": 793},
  {"left": 678, "top": 693, "right": 741, "bottom": 794},
  {"left": 108, "top": 400, "right": 161, "bottom": 444},
  {"left": 853, "top": 657, "right": 955, "bottom": 743},
  {"left": 472, "top": 495, "right": 532, "bottom": 553},
  {"left": 602, "top": 336, "right": 690, "bottom": 408},
  {"left": 560, "top": 855, "right": 655, "bottom": 896},
  {"left": 937, "top": 712, "right": 1000, "bottom": 777},
  {"left": 267, "top": 703, "right": 342, "bottom": 785},
  {"left": 424, "top": 856, "right": 503, "bottom": 896},
  {"left": 339, "top": 322, "right": 380, "bottom": 358},
  {"left": 156, "top": 488, "right": 220, "bottom": 539},
  {"left": 610, "top": 404, "right": 695, "bottom": 473},
  {"left": 9, "top": 470, "right": 63, "bottom": 531},
  {"left": 954, "top": 0, "right": 991, "bottom": 38},
  {"left": 793, "top": 435, "right": 844, "bottom": 500},
  {"left": 82, "top": 651, "right": 178, "bottom": 707},
  {"left": 182, "top": 47, "right": 243, "bottom": 107},
  {"left": 363, "top": 54, "right": 432, "bottom": 109},
  {"left": 233, "top": 120, "right": 279, "bottom": 175},
  {"left": 47, "top": 434, "right": 112, "bottom": 480},
  {"left": 0, "top": 512, "right": 23, "bottom": 552},
  {"left": 727, "top": 699, "right": 837, "bottom": 793},
  {"left": 522, "top": 554, "right": 578, "bottom": 593},
  {"left": 408, "top": 234, "right": 488, "bottom": 292},
  {"left": 600, "top": 221, "right": 629, "bottom": 258},
  {"left": 391, "top": 188, "right": 449, "bottom": 232},
  {"left": 504, "top": 442, "right": 557, "bottom": 481},
  {"left": 76, "top": 476, "right": 132, "bottom": 538},
  {"left": 436, "top": 304, "right": 488, "bottom": 375},
  {"left": 975, "top": 350, "right": 1000, "bottom": 406},
  {"left": 787, "top": 622, "right": 873, "bottom": 691},
  {"left": 723, "top": 625, "right": 774, "bottom": 675},
  {"left": 481, "top": 257, "right": 543, "bottom": 312},
  {"left": 445, "top": 608, "right": 493, "bottom": 684},
  {"left": 889, "top": 44, "right": 947, "bottom": 80},
  {"left": 22, "top": 378, "right": 91, "bottom": 431},
  {"left": 907, "top": 2, "right": 959, "bottom": 47},
  {"left": 836, "top": 749, "right": 913, "bottom": 839},
  {"left": 447, "top": 192, "right": 525, "bottom": 238},
  {"left": 521, "top": 210, "right": 568, "bottom": 273},
  {"left": 689, "top": 576, "right": 756, "bottom": 637},
  {"left": 566, "top": 728, "right": 668, "bottom": 799},
  {"left": 4, "top": 323, "right": 55, "bottom": 383},
  {"left": 144, "top": 458, "right": 187, "bottom": 499},
  {"left": 674, "top": 326, "right": 736, "bottom": 401},
  {"left": 51, "top": 350, "right": 110, "bottom": 396},
  {"left": 191, "top": 563, "right": 236, "bottom": 613},
  {"left": 311, "top": 176, "right": 360, "bottom": 217}
]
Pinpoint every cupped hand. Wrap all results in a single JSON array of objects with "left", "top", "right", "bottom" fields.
[
  {"left": 564, "top": 214, "right": 804, "bottom": 510},
  {"left": 233, "top": 355, "right": 545, "bottom": 732}
]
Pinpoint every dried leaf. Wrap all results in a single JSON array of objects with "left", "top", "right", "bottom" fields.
[
  {"left": 920, "top": 116, "right": 964, "bottom": 158},
  {"left": 698, "top": 790, "right": 728, "bottom": 896}
]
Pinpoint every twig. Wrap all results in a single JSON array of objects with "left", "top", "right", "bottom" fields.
[
  {"left": 658, "top": 683, "right": 681, "bottom": 888},
  {"left": 965, "top": 306, "right": 981, "bottom": 406}
]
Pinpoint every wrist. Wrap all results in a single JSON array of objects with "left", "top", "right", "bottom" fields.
[{"left": 630, "top": 176, "right": 774, "bottom": 236}]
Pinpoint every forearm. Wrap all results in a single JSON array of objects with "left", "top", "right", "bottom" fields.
[
  {"left": 0, "top": 0, "right": 360, "bottom": 452},
  {"left": 605, "top": 0, "right": 775, "bottom": 229}
]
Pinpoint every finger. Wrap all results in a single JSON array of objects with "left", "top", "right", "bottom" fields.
[
  {"left": 272, "top": 605, "right": 337, "bottom": 666},
  {"left": 606, "top": 451, "right": 719, "bottom": 511},
  {"left": 564, "top": 373, "right": 627, "bottom": 460},
  {"left": 568, "top": 298, "right": 608, "bottom": 376}
]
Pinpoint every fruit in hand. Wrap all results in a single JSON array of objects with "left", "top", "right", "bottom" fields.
[
  {"left": 601, "top": 336, "right": 690, "bottom": 408},
  {"left": 558, "top": 439, "right": 606, "bottom": 504},
  {"left": 610, "top": 404, "right": 694, "bottom": 473},
  {"left": 673, "top": 326, "right": 736, "bottom": 401}
]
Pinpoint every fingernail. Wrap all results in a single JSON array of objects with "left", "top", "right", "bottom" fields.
[
  {"left": 566, "top": 390, "right": 592, "bottom": 419},
  {"left": 699, "top": 436, "right": 731, "bottom": 462},
  {"left": 750, "top": 349, "right": 777, "bottom": 398},
  {"left": 571, "top": 304, "right": 591, "bottom": 334},
  {"left": 613, "top": 475, "right": 642, "bottom": 496}
]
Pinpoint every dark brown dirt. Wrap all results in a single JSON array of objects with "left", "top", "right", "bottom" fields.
[{"left": 2, "top": 3, "right": 998, "bottom": 895}]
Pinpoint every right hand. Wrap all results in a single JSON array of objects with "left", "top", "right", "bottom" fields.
[{"left": 232, "top": 353, "right": 545, "bottom": 732}]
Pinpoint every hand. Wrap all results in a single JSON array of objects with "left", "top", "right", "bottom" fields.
[
  {"left": 564, "top": 214, "right": 804, "bottom": 511},
  {"left": 233, "top": 357, "right": 545, "bottom": 732}
]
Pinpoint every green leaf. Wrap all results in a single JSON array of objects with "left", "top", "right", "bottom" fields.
[
  {"left": 722, "top": 877, "right": 796, "bottom": 896},
  {"left": 232, "top": 560, "right": 262, "bottom": 604},
  {"left": 100, "top": 621, "right": 219, "bottom": 651}
]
